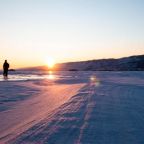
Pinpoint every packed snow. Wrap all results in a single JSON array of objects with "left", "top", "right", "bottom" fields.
[{"left": 0, "top": 71, "right": 144, "bottom": 144}]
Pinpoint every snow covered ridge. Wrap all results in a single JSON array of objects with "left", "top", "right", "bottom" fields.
[{"left": 55, "top": 55, "right": 144, "bottom": 71}]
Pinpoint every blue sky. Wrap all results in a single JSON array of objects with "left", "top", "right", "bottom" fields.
[{"left": 0, "top": 0, "right": 144, "bottom": 68}]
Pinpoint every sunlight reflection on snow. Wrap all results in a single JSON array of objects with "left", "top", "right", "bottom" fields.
[
  {"left": 90, "top": 75, "right": 100, "bottom": 87},
  {"left": 47, "top": 71, "right": 55, "bottom": 80}
]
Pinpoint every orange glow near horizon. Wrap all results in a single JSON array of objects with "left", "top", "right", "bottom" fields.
[{"left": 0, "top": 51, "right": 144, "bottom": 70}]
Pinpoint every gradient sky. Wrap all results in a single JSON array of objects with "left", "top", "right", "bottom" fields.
[{"left": 0, "top": 0, "right": 144, "bottom": 68}]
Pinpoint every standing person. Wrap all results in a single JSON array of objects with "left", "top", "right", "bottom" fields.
[{"left": 3, "top": 60, "right": 10, "bottom": 77}]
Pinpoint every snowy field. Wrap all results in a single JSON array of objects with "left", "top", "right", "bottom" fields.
[{"left": 0, "top": 71, "right": 144, "bottom": 144}]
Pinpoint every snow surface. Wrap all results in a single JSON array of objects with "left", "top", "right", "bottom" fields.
[{"left": 0, "top": 71, "right": 144, "bottom": 144}]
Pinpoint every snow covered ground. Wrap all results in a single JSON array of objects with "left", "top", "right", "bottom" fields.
[{"left": 0, "top": 71, "right": 144, "bottom": 144}]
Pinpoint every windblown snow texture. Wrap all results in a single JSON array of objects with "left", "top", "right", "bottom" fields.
[{"left": 0, "top": 71, "right": 144, "bottom": 144}]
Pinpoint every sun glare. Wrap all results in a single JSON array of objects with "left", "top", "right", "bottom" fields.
[{"left": 46, "top": 57, "right": 55, "bottom": 69}]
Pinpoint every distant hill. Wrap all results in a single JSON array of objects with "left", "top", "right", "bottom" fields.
[
  {"left": 54, "top": 55, "right": 144, "bottom": 71},
  {"left": 22, "top": 55, "right": 144, "bottom": 71}
]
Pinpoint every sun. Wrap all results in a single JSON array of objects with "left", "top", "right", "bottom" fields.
[{"left": 46, "top": 57, "right": 55, "bottom": 69}]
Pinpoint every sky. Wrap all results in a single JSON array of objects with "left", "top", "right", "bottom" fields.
[{"left": 0, "top": 0, "right": 144, "bottom": 68}]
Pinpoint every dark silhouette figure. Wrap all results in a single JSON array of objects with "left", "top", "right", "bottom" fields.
[{"left": 3, "top": 60, "right": 9, "bottom": 77}]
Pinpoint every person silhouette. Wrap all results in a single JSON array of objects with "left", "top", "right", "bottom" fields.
[{"left": 3, "top": 60, "right": 10, "bottom": 77}]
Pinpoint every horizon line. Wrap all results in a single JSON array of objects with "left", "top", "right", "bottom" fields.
[{"left": 12, "top": 54, "right": 144, "bottom": 70}]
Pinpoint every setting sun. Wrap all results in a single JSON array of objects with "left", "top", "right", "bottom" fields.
[{"left": 46, "top": 58, "right": 55, "bottom": 69}]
